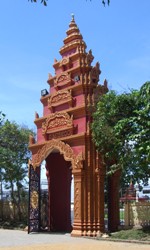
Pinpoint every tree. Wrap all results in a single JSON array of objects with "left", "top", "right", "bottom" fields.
[
  {"left": 0, "top": 111, "right": 5, "bottom": 126},
  {"left": 28, "top": 0, "right": 110, "bottom": 7},
  {"left": 29, "top": 0, "right": 48, "bottom": 6},
  {"left": 0, "top": 119, "right": 34, "bottom": 220},
  {"left": 92, "top": 82, "right": 150, "bottom": 188}
]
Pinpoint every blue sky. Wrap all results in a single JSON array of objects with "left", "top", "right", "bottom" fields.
[{"left": 0, "top": 0, "right": 150, "bottom": 130}]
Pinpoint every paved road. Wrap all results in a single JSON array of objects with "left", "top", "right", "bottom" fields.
[{"left": 0, "top": 229, "right": 149, "bottom": 250}]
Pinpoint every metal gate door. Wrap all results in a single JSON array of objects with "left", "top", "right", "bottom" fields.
[{"left": 28, "top": 165, "right": 41, "bottom": 233}]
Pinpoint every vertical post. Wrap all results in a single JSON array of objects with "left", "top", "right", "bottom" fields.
[
  {"left": 124, "top": 202, "right": 130, "bottom": 227},
  {"left": 71, "top": 170, "right": 84, "bottom": 237},
  {"left": 108, "top": 170, "right": 121, "bottom": 232},
  {"left": 28, "top": 165, "right": 41, "bottom": 233},
  {"left": 95, "top": 153, "right": 105, "bottom": 235}
]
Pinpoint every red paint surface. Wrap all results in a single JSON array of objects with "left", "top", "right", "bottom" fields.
[{"left": 46, "top": 153, "right": 72, "bottom": 232}]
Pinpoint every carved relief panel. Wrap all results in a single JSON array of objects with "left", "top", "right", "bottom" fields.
[
  {"left": 48, "top": 90, "right": 74, "bottom": 111},
  {"left": 42, "top": 112, "right": 74, "bottom": 140},
  {"left": 54, "top": 72, "right": 73, "bottom": 90}
]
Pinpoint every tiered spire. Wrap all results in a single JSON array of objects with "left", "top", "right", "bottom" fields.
[{"left": 59, "top": 15, "right": 87, "bottom": 56}]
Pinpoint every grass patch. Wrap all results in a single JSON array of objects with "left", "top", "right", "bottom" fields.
[{"left": 110, "top": 227, "right": 150, "bottom": 241}]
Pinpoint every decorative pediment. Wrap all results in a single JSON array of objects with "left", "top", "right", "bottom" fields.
[
  {"left": 31, "top": 139, "right": 84, "bottom": 170},
  {"left": 42, "top": 112, "right": 73, "bottom": 139},
  {"left": 54, "top": 72, "right": 73, "bottom": 89},
  {"left": 48, "top": 90, "right": 73, "bottom": 111}
]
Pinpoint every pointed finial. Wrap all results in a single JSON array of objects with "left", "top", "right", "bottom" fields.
[{"left": 71, "top": 13, "right": 75, "bottom": 21}]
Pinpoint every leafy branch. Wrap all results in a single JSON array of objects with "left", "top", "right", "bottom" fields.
[{"left": 28, "top": 0, "right": 110, "bottom": 7}]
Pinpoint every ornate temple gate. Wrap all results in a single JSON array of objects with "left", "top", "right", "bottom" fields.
[{"left": 28, "top": 16, "right": 109, "bottom": 236}]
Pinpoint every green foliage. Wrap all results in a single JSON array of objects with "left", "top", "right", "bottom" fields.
[
  {"left": 110, "top": 227, "right": 150, "bottom": 241},
  {"left": 0, "top": 111, "right": 5, "bottom": 126},
  {"left": 28, "top": 0, "right": 48, "bottom": 6},
  {"left": 0, "top": 119, "right": 34, "bottom": 219},
  {"left": 28, "top": 0, "right": 110, "bottom": 7},
  {"left": 92, "top": 82, "right": 150, "bottom": 186}
]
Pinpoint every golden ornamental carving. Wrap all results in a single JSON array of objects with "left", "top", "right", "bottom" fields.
[
  {"left": 57, "top": 72, "right": 71, "bottom": 83},
  {"left": 74, "top": 182, "right": 80, "bottom": 219},
  {"left": 48, "top": 90, "right": 73, "bottom": 110},
  {"left": 73, "top": 152, "right": 84, "bottom": 169},
  {"left": 32, "top": 139, "right": 84, "bottom": 170},
  {"left": 48, "top": 129, "right": 73, "bottom": 140},
  {"left": 86, "top": 50, "right": 94, "bottom": 66},
  {"left": 42, "top": 112, "right": 73, "bottom": 135},
  {"left": 90, "top": 62, "right": 101, "bottom": 83},
  {"left": 60, "top": 57, "right": 71, "bottom": 67},
  {"left": 31, "top": 191, "right": 38, "bottom": 209},
  {"left": 54, "top": 72, "right": 72, "bottom": 89}
]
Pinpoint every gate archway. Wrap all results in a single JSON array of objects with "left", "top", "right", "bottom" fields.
[
  {"left": 28, "top": 140, "right": 84, "bottom": 234},
  {"left": 28, "top": 16, "right": 108, "bottom": 236}
]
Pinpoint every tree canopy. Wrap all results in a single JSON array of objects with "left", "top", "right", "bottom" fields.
[
  {"left": 28, "top": 0, "right": 110, "bottom": 7},
  {"left": 0, "top": 118, "right": 34, "bottom": 219},
  {"left": 92, "top": 82, "right": 150, "bottom": 187}
]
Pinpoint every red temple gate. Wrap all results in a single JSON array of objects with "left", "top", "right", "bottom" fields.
[{"left": 28, "top": 16, "right": 119, "bottom": 236}]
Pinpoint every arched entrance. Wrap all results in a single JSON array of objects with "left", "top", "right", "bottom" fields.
[
  {"left": 28, "top": 140, "right": 84, "bottom": 234},
  {"left": 46, "top": 151, "right": 72, "bottom": 232}
]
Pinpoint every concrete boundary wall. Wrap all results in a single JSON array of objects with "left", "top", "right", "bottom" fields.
[
  {"left": 0, "top": 201, "right": 28, "bottom": 220},
  {"left": 125, "top": 202, "right": 150, "bottom": 227}
]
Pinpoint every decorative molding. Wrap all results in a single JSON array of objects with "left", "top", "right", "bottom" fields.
[
  {"left": 86, "top": 50, "right": 94, "bottom": 66},
  {"left": 47, "top": 129, "right": 73, "bottom": 140},
  {"left": 60, "top": 57, "right": 71, "bottom": 67},
  {"left": 32, "top": 139, "right": 84, "bottom": 170},
  {"left": 42, "top": 112, "right": 73, "bottom": 136},
  {"left": 31, "top": 191, "right": 38, "bottom": 209},
  {"left": 54, "top": 72, "right": 73, "bottom": 89},
  {"left": 74, "top": 182, "right": 80, "bottom": 219},
  {"left": 90, "top": 62, "right": 101, "bottom": 84},
  {"left": 48, "top": 90, "right": 73, "bottom": 111}
]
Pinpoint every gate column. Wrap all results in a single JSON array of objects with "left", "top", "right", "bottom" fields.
[{"left": 71, "top": 169, "right": 84, "bottom": 236}]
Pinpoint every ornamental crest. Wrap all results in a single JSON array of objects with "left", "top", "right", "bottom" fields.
[
  {"left": 48, "top": 90, "right": 72, "bottom": 109},
  {"left": 90, "top": 62, "right": 101, "bottom": 83},
  {"left": 54, "top": 72, "right": 72, "bottom": 89},
  {"left": 42, "top": 112, "right": 73, "bottom": 135},
  {"left": 59, "top": 57, "right": 71, "bottom": 67},
  {"left": 31, "top": 139, "right": 84, "bottom": 170}
]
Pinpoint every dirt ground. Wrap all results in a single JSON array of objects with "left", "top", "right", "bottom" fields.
[{"left": 0, "top": 229, "right": 149, "bottom": 250}]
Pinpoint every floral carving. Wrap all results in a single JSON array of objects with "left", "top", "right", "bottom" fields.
[
  {"left": 48, "top": 90, "right": 73, "bottom": 110},
  {"left": 42, "top": 112, "right": 73, "bottom": 135},
  {"left": 90, "top": 62, "right": 101, "bottom": 83},
  {"left": 86, "top": 49, "right": 94, "bottom": 66},
  {"left": 60, "top": 57, "right": 71, "bottom": 66},
  {"left": 57, "top": 72, "right": 71, "bottom": 83},
  {"left": 54, "top": 72, "right": 72, "bottom": 89},
  {"left": 74, "top": 182, "right": 80, "bottom": 219},
  {"left": 73, "top": 152, "right": 84, "bottom": 169},
  {"left": 48, "top": 129, "right": 72, "bottom": 140},
  {"left": 32, "top": 139, "right": 84, "bottom": 170}
]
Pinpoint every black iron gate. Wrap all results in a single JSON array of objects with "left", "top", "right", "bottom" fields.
[{"left": 28, "top": 165, "right": 41, "bottom": 233}]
